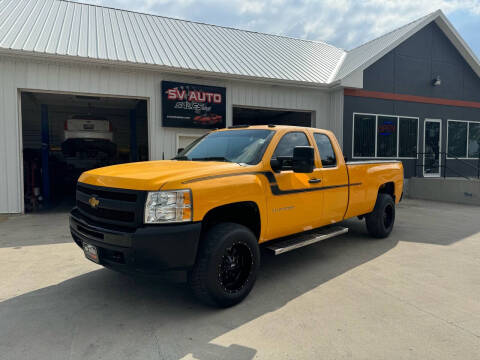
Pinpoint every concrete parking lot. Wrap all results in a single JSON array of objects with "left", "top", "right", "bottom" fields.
[{"left": 0, "top": 199, "right": 479, "bottom": 360}]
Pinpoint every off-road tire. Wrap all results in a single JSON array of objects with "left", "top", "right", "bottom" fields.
[
  {"left": 365, "top": 193, "right": 395, "bottom": 238},
  {"left": 189, "top": 223, "right": 260, "bottom": 307}
]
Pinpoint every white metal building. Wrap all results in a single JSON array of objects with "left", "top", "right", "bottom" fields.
[{"left": 1, "top": 0, "right": 479, "bottom": 213}]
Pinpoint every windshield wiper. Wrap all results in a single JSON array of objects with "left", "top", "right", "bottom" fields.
[
  {"left": 173, "top": 155, "right": 190, "bottom": 160},
  {"left": 191, "top": 157, "right": 231, "bottom": 162}
]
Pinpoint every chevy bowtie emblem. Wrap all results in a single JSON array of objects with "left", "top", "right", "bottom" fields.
[{"left": 88, "top": 197, "right": 100, "bottom": 209}]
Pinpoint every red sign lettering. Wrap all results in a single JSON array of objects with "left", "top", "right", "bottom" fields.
[{"left": 167, "top": 88, "right": 222, "bottom": 103}]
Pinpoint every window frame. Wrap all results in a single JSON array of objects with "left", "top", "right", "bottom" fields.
[
  {"left": 176, "top": 133, "right": 204, "bottom": 153},
  {"left": 447, "top": 119, "right": 480, "bottom": 160},
  {"left": 468, "top": 122, "right": 480, "bottom": 159},
  {"left": 352, "top": 112, "right": 377, "bottom": 158},
  {"left": 271, "top": 130, "right": 311, "bottom": 160},
  {"left": 377, "top": 115, "right": 399, "bottom": 158},
  {"left": 313, "top": 132, "right": 337, "bottom": 168},
  {"left": 352, "top": 112, "right": 419, "bottom": 160},
  {"left": 398, "top": 116, "right": 420, "bottom": 158}
]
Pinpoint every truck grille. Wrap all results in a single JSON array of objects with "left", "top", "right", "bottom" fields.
[
  {"left": 77, "top": 201, "right": 135, "bottom": 222},
  {"left": 76, "top": 183, "right": 145, "bottom": 228},
  {"left": 77, "top": 184, "right": 137, "bottom": 202}
]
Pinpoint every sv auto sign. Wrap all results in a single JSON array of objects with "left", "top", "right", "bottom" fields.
[{"left": 162, "top": 81, "right": 226, "bottom": 129}]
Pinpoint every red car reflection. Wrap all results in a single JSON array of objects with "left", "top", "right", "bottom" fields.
[{"left": 193, "top": 114, "right": 222, "bottom": 125}]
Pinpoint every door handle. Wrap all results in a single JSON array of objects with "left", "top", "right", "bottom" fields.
[{"left": 309, "top": 178, "right": 322, "bottom": 184}]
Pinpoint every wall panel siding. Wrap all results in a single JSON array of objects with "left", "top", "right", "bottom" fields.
[
  {"left": 344, "top": 22, "right": 480, "bottom": 179},
  {"left": 6, "top": 60, "right": 21, "bottom": 213},
  {"left": 228, "top": 81, "right": 329, "bottom": 129},
  {"left": 0, "top": 55, "right": 331, "bottom": 213},
  {"left": 0, "top": 58, "right": 7, "bottom": 213},
  {"left": 0, "top": 56, "right": 156, "bottom": 213},
  {"left": 344, "top": 95, "right": 480, "bottom": 178},
  {"left": 328, "top": 89, "right": 344, "bottom": 147}
]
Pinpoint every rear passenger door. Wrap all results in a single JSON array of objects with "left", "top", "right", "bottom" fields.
[
  {"left": 313, "top": 132, "right": 349, "bottom": 225},
  {"left": 266, "top": 131, "right": 324, "bottom": 239}
]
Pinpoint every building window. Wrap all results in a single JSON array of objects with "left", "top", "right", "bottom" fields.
[
  {"left": 447, "top": 120, "right": 480, "bottom": 159},
  {"left": 469, "top": 122, "right": 480, "bottom": 158},
  {"left": 377, "top": 116, "right": 398, "bottom": 157},
  {"left": 399, "top": 117, "right": 418, "bottom": 157},
  {"left": 314, "top": 133, "right": 337, "bottom": 167},
  {"left": 447, "top": 121, "right": 468, "bottom": 158},
  {"left": 353, "top": 114, "right": 375, "bottom": 157},
  {"left": 353, "top": 113, "right": 418, "bottom": 159}
]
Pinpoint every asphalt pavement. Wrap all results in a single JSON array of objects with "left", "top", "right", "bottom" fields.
[{"left": 0, "top": 199, "right": 479, "bottom": 360}]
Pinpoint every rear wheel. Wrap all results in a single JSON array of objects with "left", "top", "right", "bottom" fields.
[
  {"left": 189, "top": 223, "right": 260, "bottom": 307},
  {"left": 365, "top": 193, "right": 395, "bottom": 238}
]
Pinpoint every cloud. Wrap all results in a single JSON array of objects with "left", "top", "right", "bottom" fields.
[
  {"left": 238, "top": 0, "right": 266, "bottom": 14},
  {"left": 75, "top": 0, "right": 480, "bottom": 50}
]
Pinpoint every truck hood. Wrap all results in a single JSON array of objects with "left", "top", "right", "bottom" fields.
[{"left": 78, "top": 160, "right": 247, "bottom": 191}]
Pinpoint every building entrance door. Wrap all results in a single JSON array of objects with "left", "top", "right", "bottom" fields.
[{"left": 423, "top": 119, "right": 442, "bottom": 177}]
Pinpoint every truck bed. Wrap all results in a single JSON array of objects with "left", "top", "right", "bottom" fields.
[{"left": 345, "top": 160, "right": 404, "bottom": 219}]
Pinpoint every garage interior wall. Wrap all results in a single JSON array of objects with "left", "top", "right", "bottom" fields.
[
  {"left": 21, "top": 96, "right": 148, "bottom": 153},
  {"left": 232, "top": 107, "right": 313, "bottom": 127},
  {"left": 0, "top": 55, "right": 333, "bottom": 214},
  {"left": 21, "top": 92, "right": 149, "bottom": 212}
]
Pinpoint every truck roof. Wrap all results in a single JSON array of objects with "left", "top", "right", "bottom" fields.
[{"left": 217, "top": 125, "right": 318, "bottom": 131}]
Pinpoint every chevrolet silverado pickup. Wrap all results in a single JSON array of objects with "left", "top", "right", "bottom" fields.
[{"left": 70, "top": 125, "right": 403, "bottom": 307}]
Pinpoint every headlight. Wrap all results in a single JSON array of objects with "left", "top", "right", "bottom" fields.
[{"left": 144, "top": 190, "right": 192, "bottom": 224}]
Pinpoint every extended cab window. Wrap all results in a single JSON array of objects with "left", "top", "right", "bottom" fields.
[
  {"left": 272, "top": 132, "right": 310, "bottom": 158},
  {"left": 314, "top": 133, "right": 337, "bottom": 167}
]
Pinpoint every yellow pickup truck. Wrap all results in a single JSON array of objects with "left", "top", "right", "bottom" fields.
[{"left": 70, "top": 125, "right": 403, "bottom": 307}]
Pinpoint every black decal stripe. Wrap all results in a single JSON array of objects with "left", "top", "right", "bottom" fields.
[
  {"left": 183, "top": 171, "right": 362, "bottom": 196},
  {"left": 350, "top": 182, "right": 362, "bottom": 187},
  {"left": 182, "top": 172, "right": 263, "bottom": 184},
  {"left": 270, "top": 182, "right": 361, "bottom": 195}
]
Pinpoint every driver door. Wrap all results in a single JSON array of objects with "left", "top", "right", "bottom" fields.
[{"left": 266, "top": 131, "right": 324, "bottom": 240}]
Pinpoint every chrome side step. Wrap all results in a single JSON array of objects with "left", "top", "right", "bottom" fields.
[{"left": 266, "top": 226, "right": 349, "bottom": 255}]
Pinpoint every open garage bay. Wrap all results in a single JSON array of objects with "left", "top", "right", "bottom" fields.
[{"left": 21, "top": 92, "right": 148, "bottom": 213}]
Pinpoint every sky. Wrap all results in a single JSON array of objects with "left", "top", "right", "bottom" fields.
[{"left": 75, "top": 0, "right": 480, "bottom": 56}]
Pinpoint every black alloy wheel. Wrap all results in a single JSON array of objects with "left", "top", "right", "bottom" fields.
[
  {"left": 219, "top": 242, "right": 253, "bottom": 293},
  {"left": 383, "top": 203, "right": 394, "bottom": 229},
  {"left": 366, "top": 193, "right": 396, "bottom": 238},
  {"left": 189, "top": 223, "right": 260, "bottom": 307}
]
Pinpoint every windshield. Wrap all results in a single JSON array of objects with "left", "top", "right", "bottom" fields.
[{"left": 175, "top": 129, "right": 275, "bottom": 165}]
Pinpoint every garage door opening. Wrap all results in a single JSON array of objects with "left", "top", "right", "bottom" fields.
[
  {"left": 233, "top": 107, "right": 312, "bottom": 127},
  {"left": 21, "top": 92, "right": 148, "bottom": 213}
]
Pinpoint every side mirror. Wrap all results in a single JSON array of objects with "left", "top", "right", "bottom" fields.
[
  {"left": 292, "top": 146, "right": 314, "bottom": 173},
  {"left": 271, "top": 156, "right": 293, "bottom": 172},
  {"left": 270, "top": 158, "right": 281, "bottom": 172},
  {"left": 177, "top": 148, "right": 184, "bottom": 155}
]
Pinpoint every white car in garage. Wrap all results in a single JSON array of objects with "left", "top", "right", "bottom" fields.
[{"left": 62, "top": 116, "right": 116, "bottom": 158}]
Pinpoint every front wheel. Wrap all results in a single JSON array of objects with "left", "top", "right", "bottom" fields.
[
  {"left": 365, "top": 193, "right": 395, "bottom": 238},
  {"left": 189, "top": 223, "right": 260, "bottom": 307}
]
